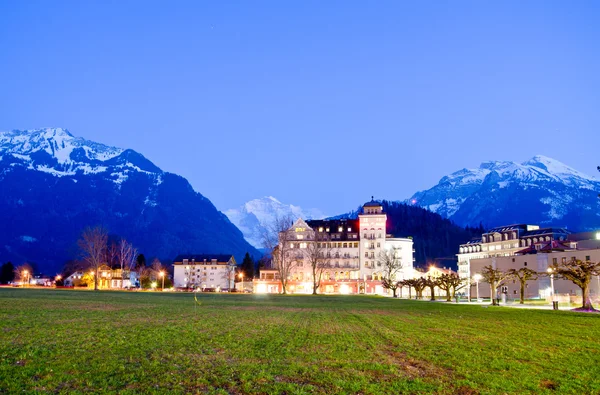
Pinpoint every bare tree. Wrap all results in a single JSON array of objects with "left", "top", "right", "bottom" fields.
[
  {"left": 436, "top": 273, "right": 466, "bottom": 302},
  {"left": 117, "top": 239, "right": 137, "bottom": 288},
  {"left": 507, "top": 268, "right": 538, "bottom": 304},
  {"left": 424, "top": 276, "right": 439, "bottom": 301},
  {"left": 261, "top": 215, "right": 295, "bottom": 294},
  {"left": 377, "top": 247, "right": 404, "bottom": 297},
  {"left": 14, "top": 263, "right": 34, "bottom": 285},
  {"left": 480, "top": 265, "right": 508, "bottom": 306},
  {"left": 413, "top": 277, "right": 427, "bottom": 300},
  {"left": 78, "top": 226, "right": 108, "bottom": 291},
  {"left": 550, "top": 259, "right": 600, "bottom": 311},
  {"left": 304, "top": 235, "right": 335, "bottom": 295},
  {"left": 399, "top": 279, "right": 414, "bottom": 299}
]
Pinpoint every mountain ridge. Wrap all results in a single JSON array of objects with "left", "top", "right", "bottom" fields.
[
  {"left": 0, "top": 128, "right": 259, "bottom": 274},
  {"left": 410, "top": 155, "right": 600, "bottom": 230}
]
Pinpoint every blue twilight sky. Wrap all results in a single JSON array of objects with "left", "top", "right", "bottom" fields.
[{"left": 0, "top": 1, "right": 599, "bottom": 215}]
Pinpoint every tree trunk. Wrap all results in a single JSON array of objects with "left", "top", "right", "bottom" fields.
[
  {"left": 408, "top": 287, "right": 412, "bottom": 299},
  {"left": 519, "top": 280, "right": 525, "bottom": 304},
  {"left": 581, "top": 283, "right": 593, "bottom": 310},
  {"left": 392, "top": 287, "right": 397, "bottom": 298},
  {"left": 94, "top": 266, "right": 99, "bottom": 291},
  {"left": 491, "top": 282, "right": 496, "bottom": 305},
  {"left": 446, "top": 289, "right": 451, "bottom": 302},
  {"left": 429, "top": 286, "right": 435, "bottom": 301}
]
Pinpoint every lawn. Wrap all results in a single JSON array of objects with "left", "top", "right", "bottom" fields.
[{"left": 1, "top": 289, "right": 599, "bottom": 394}]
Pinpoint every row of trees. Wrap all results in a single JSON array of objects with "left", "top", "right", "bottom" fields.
[{"left": 479, "top": 258, "right": 600, "bottom": 311}]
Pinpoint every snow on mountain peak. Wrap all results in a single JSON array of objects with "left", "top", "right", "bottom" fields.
[
  {"left": 0, "top": 128, "right": 124, "bottom": 164},
  {"left": 0, "top": 128, "right": 162, "bottom": 185},
  {"left": 522, "top": 155, "right": 595, "bottom": 181},
  {"left": 226, "top": 197, "right": 328, "bottom": 248}
]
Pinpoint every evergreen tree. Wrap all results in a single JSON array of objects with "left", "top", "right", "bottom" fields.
[
  {"left": 240, "top": 253, "right": 255, "bottom": 279},
  {"left": 0, "top": 262, "right": 15, "bottom": 284}
]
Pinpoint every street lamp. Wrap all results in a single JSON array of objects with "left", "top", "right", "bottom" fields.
[
  {"left": 151, "top": 281, "right": 157, "bottom": 290},
  {"left": 239, "top": 272, "right": 244, "bottom": 292},
  {"left": 23, "top": 270, "right": 29, "bottom": 287},
  {"left": 473, "top": 273, "right": 482, "bottom": 302},
  {"left": 547, "top": 267, "right": 555, "bottom": 298},
  {"left": 160, "top": 271, "right": 165, "bottom": 291}
]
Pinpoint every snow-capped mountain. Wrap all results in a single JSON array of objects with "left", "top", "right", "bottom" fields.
[
  {"left": 410, "top": 155, "right": 600, "bottom": 230},
  {"left": 0, "top": 128, "right": 258, "bottom": 273},
  {"left": 225, "top": 197, "right": 327, "bottom": 248}
]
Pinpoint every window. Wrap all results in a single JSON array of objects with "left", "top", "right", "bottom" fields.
[
  {"left": 524, "top": 262, "right": 527, "bottom": 267},
  {"left": 290, "top": 243, "right": 294, "bottom": 249},
  {"left": 512, "top": 258, "right": 515, "bottom": 262},
  {"left": 300, "top": 243, "right": 307, "bottom": 249},
  {"left": 347, "top": 227, "right": 351, "bottom": 232},
  {"left": 365, "top": 252, "right": 368, "bottom": 257},
  {"left": 296, "top": 235, "right": 304, "bottom": 240},
  {"left": 319, "top": 227, "right": 323, "bottom": 232},
  {"left": 377, "top": 243, "right": 381, "bottom": 248},
  {"left": 338, "top": 227, "right": 343, "bottom": 232},
  {"left": 586, "top": 256, "right": 591, "bottom": 261},
  {"left": 326, "top": 228, "right": 330, "bottom": 232},
  {"left": 552, "top": 258, "right": 557, "bottom": 264}
]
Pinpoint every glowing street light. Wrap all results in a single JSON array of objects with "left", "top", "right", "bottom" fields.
[
  {"left": 151, "top": 281, "right": 157, "bottom": 290},
  {"left": 547, "top": 267, "right": 555, "bottom": 298},
  {"left": 159, "top": 271, "right": 165, "bottom": 291},
  {"left": 23, "top": 270, "right": 29, "bottom": 287},
  {"left": 238, "top": 272, "right": 244, "bottom": 292},
  {"left": 473, "top": 273, "right": 482, "bottom": 302}
]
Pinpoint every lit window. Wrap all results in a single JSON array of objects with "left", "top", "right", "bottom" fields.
[
  {"left": 300, "top": 243, "right": 307, "bottom": 249},
  {"left": 348, "top": 227, "right": 351, "bottom": 232},
  {"left": 326, "top": 228, "right": 330, "bottom": 232},
  {"left": 296, "top": 235, "right": 304, "bottom": 240},
  {"left": 338, "top": 227, "right": 343, "bottom": 232},
  {"left": 290, "top": 243, "right": 294, "bottom": 248},
  {"left": 319, "top": 227, "right": 323, "bottom": 232}
]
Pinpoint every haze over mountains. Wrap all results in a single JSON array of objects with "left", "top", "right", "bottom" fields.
[{"left": 0, "top": 128, "right": 258, "bottom": 274}]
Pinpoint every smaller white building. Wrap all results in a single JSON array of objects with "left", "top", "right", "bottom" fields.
[{"left": 173, "top": 254, "right": 237, "bottom": 290}]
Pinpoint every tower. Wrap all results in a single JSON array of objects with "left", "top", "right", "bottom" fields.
[{"left": 358, "top": 197, "right": 387, "bottom": 279}]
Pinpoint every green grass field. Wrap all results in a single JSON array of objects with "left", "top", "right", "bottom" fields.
[{"left": 1, "top": 289, "right": 599, "bottom": 394}]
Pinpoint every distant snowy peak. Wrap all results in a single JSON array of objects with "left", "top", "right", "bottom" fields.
[
  {"left": 410, "top": 155, "right": 600, "bottom": 230},
  {"left": 0, "top": 128, "right": 162, "bottom": 184},
  {"left": 225, "top": 197, "right": 327, "bottom": 248},
  {"left": 0, "top": 128, "right": 124, "bottom": 164}
]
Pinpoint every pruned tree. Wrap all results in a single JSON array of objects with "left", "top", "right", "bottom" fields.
[
  {"left": 413, "top": 277, "right": 427, "bottom": 300},
  {"left": 424, "top": 276, "right": 439, "bottom": 301},
  {"left": 78, "top": 226, "right": 108, "bottom": 291},
  {"left": 480, "top": 265, "right": 508, "bottom": 306},
  {"left": 507, "top": 268, "right": 538, "bottom": 304},
  {"left": 399, "top": 279, "right": 415, "bottom": 299},
  {"left": 304, "top": 237, "right": 335, "bottom": 295},
  {"left": 550, "top": 259, "right": 600, "bottom": 311},
  {"left": 377, "top": 247, "right": 404, "bottom": 297},
  {"left": 261, "top": 215, "right": 295, "bottom": 294},
  {"left": 437, "top": 273, "right": 466, "bottom": 302}
]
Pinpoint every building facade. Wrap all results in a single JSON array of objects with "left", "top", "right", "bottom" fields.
[
  {"left": 457, "top": 224, "right": 571, "bottom": 299},
  {"left": 254, "top": 200, "right": 414, "bottom": 295},
  {"left": 461, "top": 226, "right": 600, "bottom": 301},
  {"left": 173, "top": 254, "right": 236, "bottom": 290}
]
